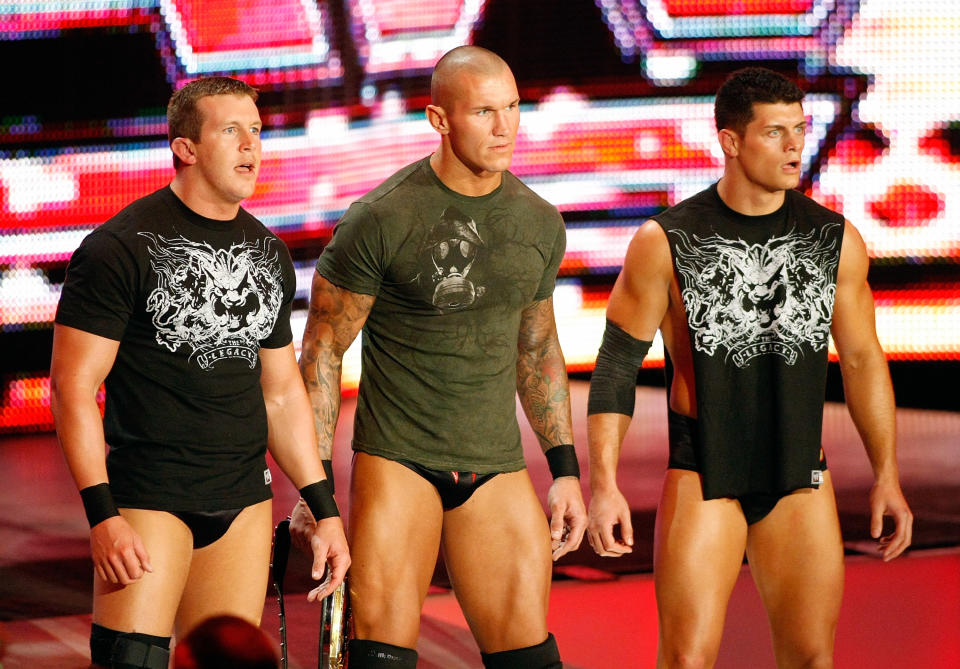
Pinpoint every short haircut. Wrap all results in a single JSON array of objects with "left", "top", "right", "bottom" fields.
[
  {"left": 431, "top": 45, "right": 510, "bottom": 109},
  {"left": 714, "top": 67, "right": 804, "bottom": 134},
  {"left": 167, "top": 76, "right": 259, "bottom": 167}
]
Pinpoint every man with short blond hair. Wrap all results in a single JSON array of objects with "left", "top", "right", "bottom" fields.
[{"left": 52, "top": 76, "right": 348, "bottom": 669}]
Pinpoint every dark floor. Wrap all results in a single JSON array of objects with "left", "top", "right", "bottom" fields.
[{"left": 1, "top": 381, "right": 958, "bottom": 667}]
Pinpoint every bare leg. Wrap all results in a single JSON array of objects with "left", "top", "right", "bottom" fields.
[
  {"left": 654, "top": 469, "right": 749, "bottom": 669},
  {"left": 441, "top": 468, "right": 553, "bottom": 653},
  {"left": 175, "top": 499, "right": 273, "bottom": 635},
  {"left": 348, "top": 453, "right": 444, "bottom": 648},
  {"left": 93, "top": 508, "right": 194, "bottom": 636},
  {"left": 745, "top": 472, "right": 844, "bottom": 669}
]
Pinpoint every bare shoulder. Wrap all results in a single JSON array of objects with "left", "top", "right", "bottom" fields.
[
  {"left": 627, "top": 218, "right": 671, "bottom": 256},
  {"left": 831, "top": 220, "right": 883, "bottom": 355},
  {"left": 837, "top": 220, "right": 869, "bottom": 284},
  {"left": 606, "top": 220, "right": 673, "bottom": 339},
  {"left": 619, "top": 220, "right": 673, "bottom": 289}
]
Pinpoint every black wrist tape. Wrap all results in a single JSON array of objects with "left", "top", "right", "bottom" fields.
[
  {"left": 300, "top": 480, "right": 340, "bottom": 520},
  {"left": 587, "top": 320, "right": 652, "bottom": 416},
  {"left": 79, "top": 482, "right": 120, "bottom": 528},
  {"left": 546, "top": 444, "right": 580, "bottom": 479},
  {"left": 321, "top": 459, "right": 334, "bottom": 495}
]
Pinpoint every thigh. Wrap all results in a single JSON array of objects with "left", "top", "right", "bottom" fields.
[
  {"left": 348, "top": 452, "right": 445, "bottom": 647},
  {"left": 654, "top": 469, "right": 748, "bottom": 667},
  {"left": 176, "top": 499, "right": 273, "bottom": 635},
  {"left": 441, "top": 468, "right": 553, "bottom": 653},
  {"left": 745, "top": 472, "right": 845, "bottom": 667},
  {"left": 93, "top": 508, "right": 194, "bottom": 636}
]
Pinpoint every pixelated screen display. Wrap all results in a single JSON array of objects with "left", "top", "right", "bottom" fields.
[{"left": 2, "top": 0, "right": 958, "bottom": 431}]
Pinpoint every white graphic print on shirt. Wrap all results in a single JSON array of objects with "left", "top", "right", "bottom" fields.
[
  {"left": 669, "top": 223, "right": 841, "bottom": 367},
  {"left": 139, "top": 233, "right": 283, "bottom": 369}
]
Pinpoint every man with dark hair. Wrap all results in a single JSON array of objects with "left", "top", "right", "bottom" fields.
[
  {"left": 713, "top": 66, "right": 805, "bottom": 135},
  {"left": 51, "top": 76, "right": 349, "bottom": 669},
  {"left": 289, "top": 45, "right": 587, "bottom": 669},
  {"left": 587, "top": 66, "right": 913, "bottom": 668}
]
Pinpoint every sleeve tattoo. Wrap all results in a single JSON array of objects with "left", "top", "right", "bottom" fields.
[
  {"left": 298, "top": 276, "right": 375, "bottom": 459},
  {"left": 516, "top": 297, "right": 575, "bottom": 450}
]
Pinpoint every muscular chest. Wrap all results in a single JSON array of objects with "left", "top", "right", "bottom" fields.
[{"left": 382, "top": 204, "right": 551, "bottom": 316}]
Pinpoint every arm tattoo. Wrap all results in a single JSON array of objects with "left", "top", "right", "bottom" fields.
[
  {"left": 516, "top": 297, "right": 575, "bottom": 451},
  {"left": 298, "top": 274, "right": 374, "bottom": 459}
]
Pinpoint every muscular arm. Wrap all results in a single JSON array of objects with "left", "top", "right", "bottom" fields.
[
  {"left": 289, "top": 271, "right": 373, "bottom": 581},
  {"left": 516, "top": 295, "right": 586, "bottom": 559},
  {"left": 587, "top": 221, "right": 672, "bottom": 556},
  {"left": 50, "top": 325, "right": 117, "bottom": 490},
  {"left": 260, "top": 343, "right": 328, "bottom": 488},
  {"left": 516, "top": 295, "right": 574, "bottom": 450},
  {"left": 261, "top": 341, "right": 351, "bottom": 599},
  {"left": 831, "top": 221, "right": 912, "bottom": 560},
  {"left": 50, "top": 324, "right": 151, "bottom": 584},
  {"left": 298, "top": 271, "right": 375, "bottom": 460}
]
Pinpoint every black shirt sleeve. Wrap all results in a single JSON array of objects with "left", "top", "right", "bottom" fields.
[{"left": 55, "top": 227, "right": 139, "bottom": 341}]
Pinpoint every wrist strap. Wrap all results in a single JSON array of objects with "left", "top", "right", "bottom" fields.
[
  {"left": 545, "top": 444, "right": 580, "bottom": 479},
  {"left": 80, "top": 482, "right": 120, "bottom": 528},
  {"left": 299, "top": 480, "right": 340, "bottom": 520}
]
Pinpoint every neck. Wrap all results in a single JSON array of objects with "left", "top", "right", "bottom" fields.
[
  {"left": 429, "top": 148, "right": 503, "bottom": 197},
  {"left": 716, "top": 175, "right": 786, "bottom": 216},
  {"left": 170, "top": 175, "right": 241, "bottom": 221}
]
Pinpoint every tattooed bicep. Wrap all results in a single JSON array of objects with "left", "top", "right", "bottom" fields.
[
  {"left": 518, "top": 296, "right": 557, "bottom": 350},
  {"left": 304, "top": 272, "right": 375, "bottom": 356}
]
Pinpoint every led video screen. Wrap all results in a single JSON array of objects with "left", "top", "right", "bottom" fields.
[{"left": 2, "top": 0, "right": 958, "bottom": 431}]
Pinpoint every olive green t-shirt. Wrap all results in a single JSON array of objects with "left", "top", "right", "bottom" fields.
[{"left": 315, "top": 157, "right": 566, "bottom": 472}]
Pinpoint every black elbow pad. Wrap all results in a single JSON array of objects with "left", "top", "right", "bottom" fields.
[{"left": 587, "top": 320, "right": 652, "bottom": 416}]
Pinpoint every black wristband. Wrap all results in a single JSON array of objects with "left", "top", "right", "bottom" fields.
[
  {"left": 321, "top": 459, "right": 334, "bottom": 495},
  {"left": 299, "top": 480, "right": 340, "bottom": 520},
  {"left": 79, "top": 482, "right": 120, "bottom": 528},
  {"left": 545, "top": 444, "right": 580, "bottom": 479}
]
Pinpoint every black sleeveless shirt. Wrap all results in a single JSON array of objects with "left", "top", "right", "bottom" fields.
[{"left": 654, "top": 183, "right": 844, "bottom": 499}]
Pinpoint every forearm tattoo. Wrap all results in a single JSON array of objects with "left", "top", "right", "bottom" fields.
[
  {"left": 299, "top": 276, "right": 374, "bottom": 459},
  {"left": 516, "top": 297, "right": 575, "bottom": 451}
]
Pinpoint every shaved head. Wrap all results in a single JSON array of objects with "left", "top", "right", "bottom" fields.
[{"left": 431, "top": 46, "right": 512, "bottom": 109}]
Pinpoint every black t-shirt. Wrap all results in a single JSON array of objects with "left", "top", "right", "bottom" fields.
[
  {"left": 654, "top": 183, "right": 844, "bottom": 499},
  {"left": 316, "top": 158, "right": 566, "bottom": 472},
  {"left": 55, "top": 186, "right": 296, "bottom": 511}
]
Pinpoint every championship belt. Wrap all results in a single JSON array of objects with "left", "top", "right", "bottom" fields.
[
  {"left": 271, "top": 520, "right": 351, "bottom": 669},
  {"left": 271, "top": 520, "right": 293, "bottom": 669},
  {"left": 319, "top": 578, "right": 350, "bottom": 668}
]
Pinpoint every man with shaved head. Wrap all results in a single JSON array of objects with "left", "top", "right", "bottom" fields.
[{"left": 290, "top": 45, "right": 587, "bottom": 668}]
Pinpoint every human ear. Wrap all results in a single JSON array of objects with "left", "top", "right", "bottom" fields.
[
  {"left": 426, "top": 104, "right": 449, "bottom": 135},
  {"left": 170, "top": 137, "right": 198, "bottom": 165},
  {"left": 718, "top": 129, "right": 739, "bottom": 158}
]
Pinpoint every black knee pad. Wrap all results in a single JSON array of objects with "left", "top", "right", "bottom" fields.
[
  {"left": 481, "top": 633, "right": 562, "bottom": 669},
  {"left": 347, "top": 639, "right": 418, "bottom": 668},
  {"left": 90, "top": 622, "right": 170, "bottom": 669}
]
